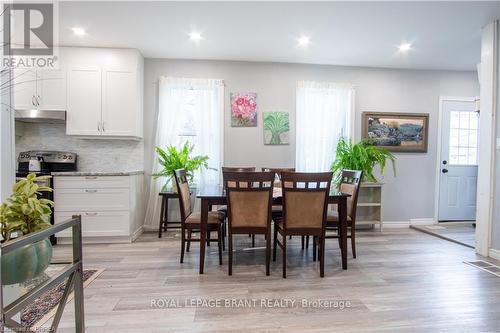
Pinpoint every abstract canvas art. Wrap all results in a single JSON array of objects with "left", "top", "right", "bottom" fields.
[
  {"left": 230, "top": 92, "right": 257, "bottom": 127},
  {"left": 263, "top": 112, "right": 290, "bottom": 145},
  {"left": 362, "top": 112, "right": 429, "bottom": 152}
]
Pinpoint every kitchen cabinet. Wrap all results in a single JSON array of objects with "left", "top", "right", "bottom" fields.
[
  {"left": 53, "top": 174, "right": 144, "bottom": 243},
  {"left": 64, "top": 47, "right": 143, "bottom": 139},
  {"left": 66, "top": 67, "right": 102, "bottom": 136},
  {"left": 13, "top": 68, "right": 66, "bottom": 111}
]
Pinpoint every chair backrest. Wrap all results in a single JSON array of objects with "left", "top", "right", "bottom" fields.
[
  {"left": 281, "top": 172, "right": 332, "bottom": 230},
  {"left": 174, "top": 169, "right": 192, "bottom": 222},
  {"left": 223, "top": 171, "right": 275, "bottom": 229},
  {"left": 339, "top": 170, "right": 363, "bottom": 220}
]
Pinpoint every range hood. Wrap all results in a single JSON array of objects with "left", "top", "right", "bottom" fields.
[{"left": 15, "top": 109, "right": 66, "bottom": 124}]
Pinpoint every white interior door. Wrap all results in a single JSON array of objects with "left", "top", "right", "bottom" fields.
[{"left": 438, "top": 100, "right": 478, "bottom": 221}]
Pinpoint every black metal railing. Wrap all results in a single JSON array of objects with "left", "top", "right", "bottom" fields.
[{"left": 0, "top": 215, "right": 84, "bottom": 332}]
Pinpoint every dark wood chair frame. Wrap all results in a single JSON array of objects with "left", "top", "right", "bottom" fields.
[
  {"left": 174, "top": 169, "right": 224, "bottom": 265},
  {"left": 273, "top": 171, "right": 333, "bottom": 278},
  {"left": 325, "top": 169, "right": 363, "bottom": 258},
  {"left": 220, "top": 167, "right": 257, "bottom": 245},
  {"left": 223, "top": 171, "right": 275, "bottom": 276}
]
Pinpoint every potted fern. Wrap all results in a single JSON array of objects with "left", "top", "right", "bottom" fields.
[
  {"left": 0, "top": 173, "right": 54, "bottom": 285},
  {"left": 153, "top": 142, "right": 213, "bottom": 192},
  {"left": 331, "top": 137, "right": 396, "bottom": 183}
]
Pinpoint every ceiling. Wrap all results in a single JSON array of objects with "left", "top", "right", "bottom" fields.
[{"left": 58, "top": 1, "right": 500, "bottom": 71}]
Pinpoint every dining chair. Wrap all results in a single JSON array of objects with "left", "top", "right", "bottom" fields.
[
  {"left": 325, "top": 170, "right": 363, "bottom": 258},
  {"left": 273, "top": 171, "right": 333, "bottom": 278},
  {"left": 223, "top": 171, "right": 275, "bottom": 276},
  {"left": 220, "top": 167, "right": 257, "bottom": 246},
  {"left": 174, "top": 169, "right": 225, "bottom": 265}
]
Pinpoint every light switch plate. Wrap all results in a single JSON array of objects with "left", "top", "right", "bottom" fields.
[{"left": 497, "top": 137, "right": 500, "bottom": 149}]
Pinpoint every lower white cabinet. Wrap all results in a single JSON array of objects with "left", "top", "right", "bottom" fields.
[{"left": 53, "top": 174, "right": 144, "bottom": 243}]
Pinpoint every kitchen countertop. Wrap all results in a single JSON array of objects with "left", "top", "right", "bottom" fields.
[{"left": 51, "top": 171, "right": 145, "bottom": 176}]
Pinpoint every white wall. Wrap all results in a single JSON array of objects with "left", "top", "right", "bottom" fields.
[{"left": 144, "top": 59, "right": 478, "bottom": 222}]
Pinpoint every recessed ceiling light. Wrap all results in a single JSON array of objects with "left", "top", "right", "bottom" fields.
[
  {"left": 398, "top": 43, "right": 412, "bottom": 53},
  {"left": 298, "top": 36, "right": 311, "bottom": 47},
  {"left": 188, "top": 31, "right": 203, "bottom": 42},
  {"left": 71, "top": 27, "right": 86, "bottom": 37}
]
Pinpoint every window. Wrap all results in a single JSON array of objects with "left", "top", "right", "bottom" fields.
[
  {"left": 449, "top": 110, "right": 479, "bottom": 165},
  {"left": 295, "top": 81, "right": 354, "bottom": 171},
  {"left": 155, "top": 77, "right": 224, "bottom": 185}
]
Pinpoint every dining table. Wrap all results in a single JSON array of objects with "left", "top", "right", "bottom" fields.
[{"left": 195, "top": 185, "right": 351, "bottom": 274}]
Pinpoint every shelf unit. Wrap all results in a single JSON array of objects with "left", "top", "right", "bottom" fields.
[{"left": 356, "top": 182, "right": 383, "bottom": 231}]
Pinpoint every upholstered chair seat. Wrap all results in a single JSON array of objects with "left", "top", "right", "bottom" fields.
[{"left": 186, "top": 211, "right": 225, "bottom": 225}]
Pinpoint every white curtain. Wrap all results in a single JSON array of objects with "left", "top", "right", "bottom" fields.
[
  {"left": 295, "top": 81, "right": 355, "bottom": 172},
  {"left": 144, "top": 77, "right": 224, "bottom": 229}
]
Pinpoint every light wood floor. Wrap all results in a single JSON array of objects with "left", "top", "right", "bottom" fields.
[
  {"left": 52, "top": 228, "right": 500, "bottom": 332},
  {"left": 412, "top": 222, "right": 476, "bottom": 248}
]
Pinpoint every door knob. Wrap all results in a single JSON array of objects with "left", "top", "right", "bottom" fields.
[{"left": 442, "top": 169, "right": 449, "bottom": 174}]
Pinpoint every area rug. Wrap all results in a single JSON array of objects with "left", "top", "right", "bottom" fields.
[{"left": 20, "top": 267, "right": 104, "bottom": 330}]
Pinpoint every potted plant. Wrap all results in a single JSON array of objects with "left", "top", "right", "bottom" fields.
[
  {"left": 331, "top": 137, "right": 396, "bottom": 183},
  {"left": 153, "top": 142, "right": 213, "bottom": 191},
  {"left": 0, "top": 173, "right": 54, "bottom": 285}
]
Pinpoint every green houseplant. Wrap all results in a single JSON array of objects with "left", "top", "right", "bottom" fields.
[
  {"left": 331, "top": 137, "right": 396, "bottom": 183},
  {"left": 0, "top": 173, "right": 55, "bottom": 285},
  {"left": 153, "top": 142, "right": 213, "bottom": 190}
]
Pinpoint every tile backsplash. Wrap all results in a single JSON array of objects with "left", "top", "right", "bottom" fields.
[{"left": 15, "top": 123, "right": 144, "bottom": 172}]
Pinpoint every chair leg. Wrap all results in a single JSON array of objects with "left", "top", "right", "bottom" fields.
[
  {"left": 228, "top": 231, "right": 233, "bottom": 276},
  {"left": 217, "top": 228, "right": 223, "bottom": 265},
  {"left": 282, "top": 233, "right": 287, "bottom": 278},
  {"left": 180, "top": 226, "right": 186, "bottom": 263},
  {"left": 186, "top": 229, "right": 192, "bottom": 252},
  {"left": 273, "top": 226, "right": 278, "bottom": 261},
  {"left": 252, "top": 234, "right": 255, "bottom": 247},
  {"left": 351, "top": 226, "right": 356, "bottom": 258},
  {"left": 266, "top": 230, "right": 271, "bottom": 276},
  {"left": 207, "top": 231, "right": 210, "bottom": 246},
  {"left": 320, "top": 236, "right": 325, "bottom": 277},
  {"left": 221, "top": 223, "right": 226, "bottom": 251},
  {"left": 313, "top": 236, "right": 317, "bottom": 262},
  {"left": 301, "top": 236, "right": 305, "bottom": 249},
  {"left": 306, "top": 235, "right": 309, "bottom": 249}
]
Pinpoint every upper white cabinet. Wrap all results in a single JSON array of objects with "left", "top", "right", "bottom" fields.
[
  {"left": 63, "top": 47, "right": 144, "bottom": 139},
  {"left": 13, "top": 68, "right": 66, "bottom": 111},
  {"left": 66, "top": 67, "right": 102, "bottom": 136}
]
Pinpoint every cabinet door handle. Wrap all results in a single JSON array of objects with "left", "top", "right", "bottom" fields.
[
  {"left": 85, "top": 176, "right": 98, "bottom": 180},
  {"left": 84, "top": 189, "right": 98, "bottom": 193},
  {"left": 37, "top": 95, "right": 41, "bottom": 106},
  {"left": 85, "top": 212, "right": 98, "bottom": 216},
  {"left": 32, "top": 95, "right": 36, "bottom": 107},
  {"left": 97, "top": 121, "right": 101, "bottom": 132},
  {"left": 102, "top": 121, "right": 105, "bottom": 132}
]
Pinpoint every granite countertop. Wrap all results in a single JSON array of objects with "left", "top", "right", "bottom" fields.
[{"left": 51, "top": 171, "right": 145, "bottom": 176}]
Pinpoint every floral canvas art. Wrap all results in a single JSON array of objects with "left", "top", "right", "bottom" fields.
[
  {"left": 263, "top": 112, "right": 290, "bottom": 145},
  {"left": 230, "top": 92, "right": 257, "bottom": 127}
]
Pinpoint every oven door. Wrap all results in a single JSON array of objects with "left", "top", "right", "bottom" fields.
[{"left": 15, "top": 175, "right": 56, "bottom": 244}]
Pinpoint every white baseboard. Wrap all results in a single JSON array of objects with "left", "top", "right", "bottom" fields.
[
  {"left": 409, "top": 218, "right": 435, "bottom": 226},
  {"left": 489, "top": 248, "right": 500, "bottom": 260},
  {"left": 382, "top": 221, "right": 409, "bottom": 228}
]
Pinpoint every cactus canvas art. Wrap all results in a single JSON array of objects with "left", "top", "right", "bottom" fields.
[
  {"left": 263, "top": 112, "right": 290, "bottom": 145},
  {"left": 230, "top": 92, "right": 257, "bottom": 127}
]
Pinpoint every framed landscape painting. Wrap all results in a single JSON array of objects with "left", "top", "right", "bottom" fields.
[
  {"left": 230, "top": 92, "right": 257, "bottom": 127},
  {"left": 362, "top": 112, "right": 429, "bottom": 152},
  {"left": 263, "top": 111, "right": 290, "bottom": 145}
]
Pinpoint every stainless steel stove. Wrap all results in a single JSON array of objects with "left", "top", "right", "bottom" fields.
[{"left": 16, "top": 151, "right": 77, "bottom": 244}]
